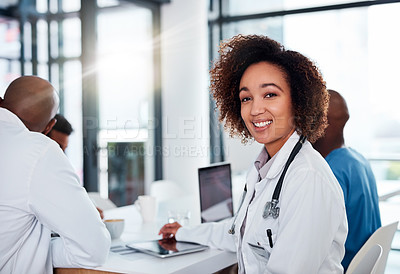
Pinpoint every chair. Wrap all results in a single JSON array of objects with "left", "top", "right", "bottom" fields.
[
  {"left": 346, "top": 221, "right": 399, "bottom": 274},
  {"left": 347, "top": 244, "right": 382, "bottom": 274}
]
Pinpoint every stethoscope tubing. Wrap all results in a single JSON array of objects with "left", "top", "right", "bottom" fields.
[{"left": 271, "top": 135, "right": 306, "bottom": 201}]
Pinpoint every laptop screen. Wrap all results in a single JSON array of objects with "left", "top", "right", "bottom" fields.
[{"left": 198, "top": 163, "right": 233, "bottom": 223}]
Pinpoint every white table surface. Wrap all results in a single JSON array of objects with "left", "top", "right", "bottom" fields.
[{"left": 94, "top": 204, "right": 237, "bottom": 274}]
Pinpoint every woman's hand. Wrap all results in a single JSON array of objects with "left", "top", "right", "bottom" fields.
[
  {"left": 158, "top": 238, "right": 178, "bottom": 251},
  {"left": 158, "top": 222, "right": 182, "bottom": 239}
]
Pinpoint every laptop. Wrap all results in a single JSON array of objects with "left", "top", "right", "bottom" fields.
[{"left": 198, "top": 163, "right": 234, "bottom": 223}]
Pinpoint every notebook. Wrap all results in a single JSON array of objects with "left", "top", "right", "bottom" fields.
[{"left": 198, "top": 163, "right": 234, "bottom": 223}]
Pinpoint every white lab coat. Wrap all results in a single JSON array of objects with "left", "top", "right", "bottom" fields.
[
  {"left": 0, "top": 108, "right": 111, "bottom": 274},
  {"left": 176, "top": 132, "right": 348, "bottom": 273}
]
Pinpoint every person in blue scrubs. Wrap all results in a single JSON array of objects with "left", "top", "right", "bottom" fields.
[{"left": 313, "top": 89, "right": 381, "bottom": 271}]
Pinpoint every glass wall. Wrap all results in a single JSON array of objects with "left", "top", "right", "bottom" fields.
[
  {"left": 0, "top": 18, "right": 20, "bottom": 95},
  {"left": 226, "top": 0, "right": 369, "bottom": 15}
]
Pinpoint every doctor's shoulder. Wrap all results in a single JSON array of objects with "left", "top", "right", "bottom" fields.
[
  {"left": 287, "top": 144, "right": 342, "bottom": 189},
  {"left": 304, "top": 145, "right": 345, "bottom": 198}
]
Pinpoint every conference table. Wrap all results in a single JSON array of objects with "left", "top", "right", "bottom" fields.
[{"left": 55, "top": 203, "right": 237, "bottom": 274}]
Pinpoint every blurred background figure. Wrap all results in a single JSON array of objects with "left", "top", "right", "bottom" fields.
[
  {"left": 313, "top": 89, "right": 381, "bottom": 271},
  {"left": 47, "top": 114, "right": 73, "bottom": 152}
]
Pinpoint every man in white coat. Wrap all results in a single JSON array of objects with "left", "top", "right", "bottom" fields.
[{"left": 0, "top": 76, "right": 110, "bottom": 273}]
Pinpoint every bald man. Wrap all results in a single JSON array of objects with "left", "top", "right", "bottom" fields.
[
  {"left": 0, "top": 76, "right": 110, "bottom": 273},
  {"left": 313, "top": 89, "right": 381, "bottom": 271}
]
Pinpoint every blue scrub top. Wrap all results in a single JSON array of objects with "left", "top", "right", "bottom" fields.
[{"left": 326, "top": 147, "right": 381, "bottom": 270}]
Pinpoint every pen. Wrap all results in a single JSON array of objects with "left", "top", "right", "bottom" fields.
[{"left": 266, "top": 229, "right": 273, "bottom": 248}]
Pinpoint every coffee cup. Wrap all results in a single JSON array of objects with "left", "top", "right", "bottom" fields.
[
  {"left": 104, "top": 219, "right": 125, "bottom": 239},
  {"left": 135, "top": 195, "right": 157, "bottom": 223}
]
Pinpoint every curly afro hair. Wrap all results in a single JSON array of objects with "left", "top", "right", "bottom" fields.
[{"left": 210, "top": 34, "right": 329, "bottom": 143}]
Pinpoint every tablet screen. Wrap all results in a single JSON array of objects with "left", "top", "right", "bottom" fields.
[{"left": 126, "top": 239, "right": 208, "bottom": 258}]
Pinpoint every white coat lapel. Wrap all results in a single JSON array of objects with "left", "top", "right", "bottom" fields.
[{"left": 265, "top": 132, "right": 302, "bottom": 180}]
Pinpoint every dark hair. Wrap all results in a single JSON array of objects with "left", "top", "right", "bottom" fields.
[
  {"left": 210, "top": 34, "right": 329, "bottom": 143},
  {"left": 51, "top": 114, "right": 73, "bottom": 135}
]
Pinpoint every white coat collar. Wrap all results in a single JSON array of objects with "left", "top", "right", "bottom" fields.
[
  {"left": 0, "top": 107, "right": 27, "bottom": 129},
  {"left": 263, "top": 131, "right": 303, "bottom": 180},
  {"left": 245, "top": 131, "right": 304, "bottom": 188},
  {"left": 265, "top": 131, "right": 303, "bottom": 180}
]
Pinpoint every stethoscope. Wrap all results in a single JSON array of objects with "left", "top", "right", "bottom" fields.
[{"left": 228, "top": 135, "right": 306, "bottom": 235}]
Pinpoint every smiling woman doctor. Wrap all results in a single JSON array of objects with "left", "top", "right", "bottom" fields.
[{"left": 159, "top": 35, "right": 348, "bottom": 273}]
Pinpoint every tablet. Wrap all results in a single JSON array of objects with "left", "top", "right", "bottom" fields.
[{"left": 126, "top": 239, "right": 209, "bottom": 258}]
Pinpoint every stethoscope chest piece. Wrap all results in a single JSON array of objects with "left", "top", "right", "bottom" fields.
[{"left": 263, "top": 199, "right": 280, "bottom": 219}]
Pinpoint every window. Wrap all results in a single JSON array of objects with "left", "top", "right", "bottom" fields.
[
  {"left": 225, "top": 0, "right": 373, "bottom": 15},
  {"left": 96, "top": 3, "right": 156, "bottom": 205},
  {"left": 0, "top": 18, "right": 20, "bottom": 94}
]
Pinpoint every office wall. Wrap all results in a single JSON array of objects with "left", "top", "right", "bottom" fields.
[{"left": 161, "top": 0, "right": 209, "bottom": 199}]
